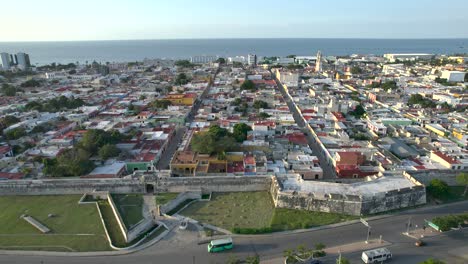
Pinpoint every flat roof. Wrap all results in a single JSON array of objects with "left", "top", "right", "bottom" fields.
[{"left": 280, "top": 174, "right": 417, "bottom": 198}]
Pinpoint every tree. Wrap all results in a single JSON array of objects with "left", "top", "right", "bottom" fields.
[
  {"left": 427, "top": 179, "right": 449, "bottom": 199},
  {"left": 350, "top": 66, "right": 363, "bottom": 74},
  {"left": 233, "top": 123, "right": 252, "bottom": 142},
  {"left": 20, "top": 79, "right": 41, "bottom": 88},
  {"left": 4, "top": 127, "right": 26, "bottom": 140},
  {"left": 139, "top": 95, "right": 147, "bottom": 100},
  {"left": 419, "top": 258, "right": 446, "bottom": 264},
  {"left": 456, "top": 172, "right": 468, "bottom": 197},
  {"left": 43, "top": 148, "right": 95, "bottom": 177},
  {"left": 258, "top": 112, "right": 271, "bottom": 120},
  {"left": 286, "top": 55, "right": 296, "bottom": 58},
  {"left": 253, "top": 100, "right": 269, "bottom": 110},
  {"left": 174, "top": 60, "right": 194, "bottom": 68},
  {"left": 245, "top": 255, "right": 260, "bottom": 264},
  {"left": 241, "top": 80, "right": 256, "bottom": 91},
  {"left": 98, "top": 144, "right": 121, "bottom": 160},
  {"left": 79, "top": 129, "right": 127, "bottom": 155},
  {"left": 1, "top": 83, "right": 16, "bottom": 96},
  {"left": 231, "top": 98, "right": 242, "bottom": 106},
  {"left": 215, "top": 57, "right": 226, "bottom": 64},
  {"left": 175, "top": 73, "right": 190, "bottom": 85},
  {"left": 191, "top": 126, "right": 237, "bottom": 155},
  {"left": 151, "top": 99, "right": 172, "bottom": 109},
  {"left": 0, "top": 115, "right": 20, "bottom": 127},
  {"left": 349, "top": 104, "right": 366, "bottom": 118}
]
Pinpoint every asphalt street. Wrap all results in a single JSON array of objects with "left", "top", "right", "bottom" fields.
[
  {"left": 273, "top": 76, "right": 337, "bottom": 178},
  {"left": 2, "top": 201, "right": 467, "bottom": 264}
]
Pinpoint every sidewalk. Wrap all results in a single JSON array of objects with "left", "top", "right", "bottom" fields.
[
  {"left": 261, "top": 239, "right": 390, "bottom": 264},
  {"left": 402, "top": 228, "right": 441, "bottom": 240}
]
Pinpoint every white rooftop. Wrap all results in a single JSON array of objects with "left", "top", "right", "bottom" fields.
[{"left": 280, "top": 174, "right": 418, "bottom": 198}]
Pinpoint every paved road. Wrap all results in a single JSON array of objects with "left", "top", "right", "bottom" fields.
[
  {"left": 156, "top": 68, "right": 218, "bottom": 170},
  {"left": 3, "top": 201, "right": 467, "bottom": 264},
  {"left": 273, "top": 75, "right": 336, "bottom": 178},
  {"left": 156, "top": 127, "right": 187, "bottom": 170}
]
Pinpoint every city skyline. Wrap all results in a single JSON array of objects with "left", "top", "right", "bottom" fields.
[{"left": 1, "top": 0, "right": 468, "bottom": 42}]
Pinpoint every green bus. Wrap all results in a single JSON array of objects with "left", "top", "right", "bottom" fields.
[{"left": 207, "top": 237, "right": 233, "bottom": 253}]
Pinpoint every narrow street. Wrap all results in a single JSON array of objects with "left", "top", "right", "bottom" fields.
[{"left": 273, "top": 74, "right": 337, "bottom": 179}]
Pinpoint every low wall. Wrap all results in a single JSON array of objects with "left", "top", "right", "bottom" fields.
[
  {"left": 407, "top": 170, "right": 467, "bottom": 186},
  {"left": 274, "top": 192, "right": 363, "bottom": 215},
  {"left": 160, "top": 191, "right": 201, "bottom": 215},
  {"left": 155, "top": 176, "right": 272, "bottom": 193},
  {"left": 107, "top": 194, "right": 129, "bottom": 243},
  {"left": 360, "top": 185, "right": 426, "bottom": 215},
  {"left": 0, "top": 178, "right": 145, "bottom": 195}
]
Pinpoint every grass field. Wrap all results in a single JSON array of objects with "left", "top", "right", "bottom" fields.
[
  {"left": 180, "top": 192, "right": 356, "bottom": 233},
  {"left": 155, "top": 193, "right": 179, "bottom": 206},
  {"left": 98, "top": 201, "right": 126, "bottom": 248},
  {"left": 111, "top": 194, "right": 144, "bottom": 229},
  {"left": 0, "top": 195, "right": 110, "bottom": 252}
]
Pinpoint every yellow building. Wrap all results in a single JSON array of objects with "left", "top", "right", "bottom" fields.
[{"left": 164, "top": 93, "right": 197, "bottom": 106}]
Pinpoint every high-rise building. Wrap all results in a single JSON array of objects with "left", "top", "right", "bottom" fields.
[
  {"left": 248, "top": 54, "right": 257, "bottom": 66},
  {"left": 190, "top": 55, "right": 218, "bottom": 64},
  {"left": 0, "top": 52, "right": 12, "bottom": 70},
  {"left": 15, "top": 52, "right": 31, "bottom": 70},
  {"left": 315, "top": 51, "right": 323, "bottom": 72}
]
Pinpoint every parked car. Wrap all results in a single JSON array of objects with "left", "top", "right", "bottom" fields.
[{"left": 415, "top": 240, "right": 425, "bottom": 247}]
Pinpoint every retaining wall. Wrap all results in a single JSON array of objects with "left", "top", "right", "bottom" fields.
[
  {"left": 155, "top": 176, "right": 272, "bottom": 193},
  {"left": 407, "top": 170, "right": 468, "bottom": 186},
  {"left": 160, "top": 191, "right": 201, "bottom": 215},
  {"left": 107, "top": 194, "right": 129, "bottom": 243},
  {"left": 0, "top": 178, "right": 145, "bottom": 195}
]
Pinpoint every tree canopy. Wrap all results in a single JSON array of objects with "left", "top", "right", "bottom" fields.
[
  {"left": 233, "top": 123, "right": 252, "bottom": 142},
  {"left": 408, "top": 94, "right": 437, "bottom": 108},
  {"left": 191, "top": 125, "right": 237, "bottom": 155},
  {"left": 174, "top": 60, "right": 195, "bottom": 68},
  {"left": 25, "top": 96, "right": 85, "bottom": 112},
  {"left": 1, "top": 84, "right": 17, "bottom": 96},
  {"left": 151, "top": 99, "right": 172, "bottom": 109},
  {"left": 427, "top": 179, "right": 449, "bottom": 199},
  {"left": 348, "top": 104, "right": 366, "bottom": 118},
  {"left": 98, "top": 144, "right": 121, "bottom": 160},
  {"left": 253, "top": 100, "right": 269, "bottom": 110},
  {"left": 241, "top": 80, "right": 256, "bottom": 91},
  {"left": 174, "top": 73, "right": 190, "bottom": 85}
]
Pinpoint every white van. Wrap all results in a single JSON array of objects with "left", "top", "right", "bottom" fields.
[{"left": 361, "top": 248, "right": 392, "bottom": 263}]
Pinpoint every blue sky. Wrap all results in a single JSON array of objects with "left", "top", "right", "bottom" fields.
[{"left": 2, "top": 0, "right": 468, "bottom": 41}]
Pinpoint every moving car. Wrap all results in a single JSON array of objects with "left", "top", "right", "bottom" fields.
[
  {"left": 361, "top": 247, "right": 392, "bottom": 263},
  {"left": 207, "top": 237, "right": 233, "bottom": 253}
]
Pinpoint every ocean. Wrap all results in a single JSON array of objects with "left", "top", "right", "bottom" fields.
[{"left": 0, "top": 39, "right": 467, "bottom": 66}]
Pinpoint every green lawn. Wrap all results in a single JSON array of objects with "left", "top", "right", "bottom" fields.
[
  {"left": 428, "top": 186, "right": 468, "bottom": 204},
  {"left": 0, "top": 195, "right": 110, "bottom": 252},
  {"left": 111, "top": 194, "right": 144, "bottom": 229},
  {"left": 271, "top": 208, "right": 358, "bottom": 230},
  {"left": 98, "top": 201, "right": 126, "bottom": 248},
  {"left": 180, "top": 192, "right": 355, "bottom": 233},
  {"left": 155, "top": 193, "right": 179, "bottom": 206}
]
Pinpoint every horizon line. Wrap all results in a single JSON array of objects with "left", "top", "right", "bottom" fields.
[{"left": 1, "top": 37, "right": 468, "bottom": 43}]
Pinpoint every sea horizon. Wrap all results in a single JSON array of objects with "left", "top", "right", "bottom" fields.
[{"left": 1, "top": 38, "right": 467, "bottom": 66}]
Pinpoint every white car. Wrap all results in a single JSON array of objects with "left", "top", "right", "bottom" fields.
[{"left": 179, "top": 220, "right": 188, "bottom": 230}]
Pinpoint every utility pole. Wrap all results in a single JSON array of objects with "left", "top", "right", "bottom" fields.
[
  {"left": 361, "top": 218, "right": 371, "bottom": 244},
  {"left": 406, "top": 216, "right": 412, "bottom": 235}
]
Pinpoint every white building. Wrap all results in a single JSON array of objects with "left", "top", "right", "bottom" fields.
[
  {"left": 1, "top": 52, "right": 11, "bottom": 70},
  {"left": 248, "top": 54, "right": 257, "bottom": 66},
  {"left": 190, "top": 55, "right": 218, "bottom": 64},
  {"left": 15, "top": 52, "right": 30, "bottom": 70},
  {"left": 228, "top": 56, "right": 247, "bottom": 64},
  {"left": 441, "top": 71, "right": 466, "bottom": 83},
  {"left": 383, "top": 53, "right": 434, "bottom": 62}
]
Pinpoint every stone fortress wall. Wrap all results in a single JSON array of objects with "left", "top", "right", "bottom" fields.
[{"left": 0, "top": 172, "right": 428, "bottom": 216}]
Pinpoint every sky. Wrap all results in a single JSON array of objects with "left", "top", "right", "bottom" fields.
[{"left": 1, "top": 0, "right": 468, "bottom": 41}]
